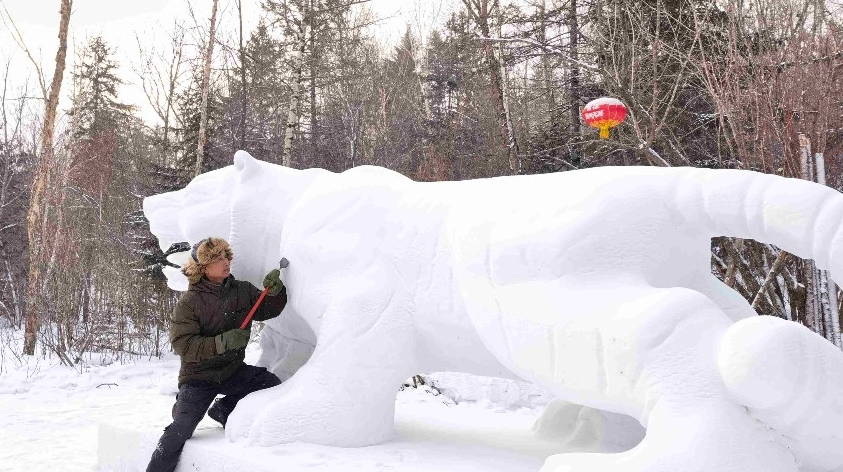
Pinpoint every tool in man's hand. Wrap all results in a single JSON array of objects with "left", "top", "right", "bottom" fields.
[{"left": 240, "top": 258, "right": 289, "bottom": 329}]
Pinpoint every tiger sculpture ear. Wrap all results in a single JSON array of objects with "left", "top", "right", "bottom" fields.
[{"left": 234, "top": 150, "right": 262, "bottom": 183}]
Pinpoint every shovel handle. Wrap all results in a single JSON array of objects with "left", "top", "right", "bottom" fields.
[{"left": 240, "top": 287, "right": 269, "bottom": 329}]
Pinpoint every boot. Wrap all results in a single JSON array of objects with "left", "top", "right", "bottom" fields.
[{"left": 207, "top": 398, "right": 230, "bottom": 427}]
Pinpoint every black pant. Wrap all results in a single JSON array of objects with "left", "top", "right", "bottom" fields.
[{"left": 146, "top": 365, "right": 281, "bottom": 472}]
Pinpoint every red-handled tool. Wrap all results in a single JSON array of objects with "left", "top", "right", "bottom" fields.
[{"left": 240, "top": 258, "right": 289, "bottom": 329}]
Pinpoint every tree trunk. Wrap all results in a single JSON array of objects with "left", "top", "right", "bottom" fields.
[
  {"left": 309, "top": 0, "right": 318, "bottom": 165},
  {"left": 5, "top": 261, "right": 23, "bottom": 325},
  {"left": 814, "top": 152, "right": 841, "bottom": 347},
  {"left": 194, "top": 0, "right": 219, "bottom": 177},
  {"left": 724, "top": 238, "right": 744, "bottom": 288},
  {"left": 462, "top": 0, "right": 518, "bottom": 174},
  {"left": 536, "top": 0, "right": 555, "bottom": 120},
  {"left": 496, "top": 9, "right": 519, "bottom": 174},
  {"left": 282, "top": 33, "right": 307, "bottom": 168},
  {"left": 829, "top": 279, "right": 841, "bottom": 348},
  {"left": 24, "top": 0, "right": 73, "bottom": 355},
  {"left": 798, "top": 134, "right": 821, "bottom": 335},
  {"left": 569, "top": 0, "right": 580, "bottom": 136},
  {"left": 161, "top": 43, "right": 181, "bottom": 164},
  {"left": 238, "top": 0, "right": 247, "bottom": 151},
  {"left": 751, "top": 250, "right": 788, "bottom": 310}
]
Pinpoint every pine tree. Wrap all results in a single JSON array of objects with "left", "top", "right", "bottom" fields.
[
  {"left": 368, "top": 28, "right": 425, "bottom": 173},
  {"left": 41, "top": 35, "right": 166, "bottom": 359},
  {"left": 424, "top": 11, "right": 496, "bottom": 179},
  {"left": 69, "top": 37, "right": 134, "bottom": 141},
  {"left": 219, "top": 20, "right": 287, "bottom": 163},
  {"left": 173, "top": 65, "right": 224, "bottom": 174},
  {"left": 263, "top": 0, "right": 377, "bottom": 167}
]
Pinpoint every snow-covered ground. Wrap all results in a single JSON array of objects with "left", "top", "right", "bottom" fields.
[
  {"left": 0, "top": 329, "right": 181, "bottom": 471},
  {"left": 1, "top": 330, "right": 640, "bottom": 472}
]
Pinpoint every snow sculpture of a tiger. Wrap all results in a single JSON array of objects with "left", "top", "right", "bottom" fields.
[{"left": 144, "top": 151, "right": 843, "bottom": 472}]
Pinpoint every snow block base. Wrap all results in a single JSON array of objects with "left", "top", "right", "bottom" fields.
[
  {"left": 96, "top": 399, "right": 574, "bottom": 472},
  {"left": 95, "top": 422, "right": 163, "bottom": 471}
]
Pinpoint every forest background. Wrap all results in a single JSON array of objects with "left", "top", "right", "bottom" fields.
[{"left": 1, "top": 0, "right": 842, "bottom": 368}]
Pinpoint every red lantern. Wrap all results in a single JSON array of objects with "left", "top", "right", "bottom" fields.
[{"left": 582, "top": 97, "right": 627, "bottom": 139}]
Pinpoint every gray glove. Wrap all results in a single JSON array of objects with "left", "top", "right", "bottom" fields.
[{"left": 214, "top": 328, "right": 250, "bottom": 354}]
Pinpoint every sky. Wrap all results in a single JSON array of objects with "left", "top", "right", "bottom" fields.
[{"left": 0, "top": 0, "right": 450, "bottom": 126}]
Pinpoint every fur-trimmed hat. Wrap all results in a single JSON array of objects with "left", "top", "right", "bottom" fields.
[{"left": 181, "top": 237, "right": 233, "bottom": 284}]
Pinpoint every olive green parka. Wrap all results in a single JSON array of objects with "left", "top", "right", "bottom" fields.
[{"left": 169, "top": 275, "right": 287, "bottom": 385}]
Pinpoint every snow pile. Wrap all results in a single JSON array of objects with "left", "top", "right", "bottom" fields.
[{"left": 143, "top": 151, "right": 843, "bottom": 472}]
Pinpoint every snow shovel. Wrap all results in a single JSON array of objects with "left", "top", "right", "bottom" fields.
[{"left": 240, "top": 258, "right": 289, "bottom": 329}]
